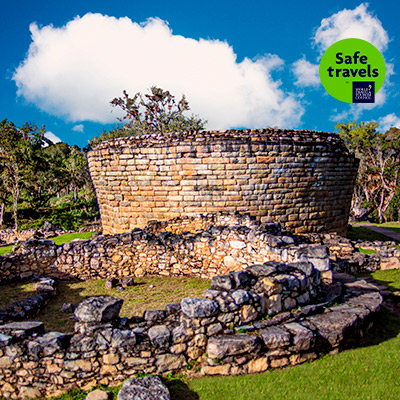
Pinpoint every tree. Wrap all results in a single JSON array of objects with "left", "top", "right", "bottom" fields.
[
  {"left": 90, "top": 86, "right": 206, "bottom": 145},
  {"left": 336, "top": 121, "right": 400, "bottom": 222},
  {"left": 0, "top": 120, "right": 48, "bottom": 229}
]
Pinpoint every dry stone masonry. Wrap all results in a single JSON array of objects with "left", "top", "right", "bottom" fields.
[
  {"left": 0, "top": 215, "right": 334, "bottom": 283},
  {"left": 87, "top": 129, "right": 359, "bottom": 235},
  {"left": 0, "top": 213, "right": 397, "bottom": 286},
  {"left": 0, "top": 266, "right": 382, "bottom": 399}
]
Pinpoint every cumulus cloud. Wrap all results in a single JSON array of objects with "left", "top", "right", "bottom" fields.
[
  {"left": 13, "top": 14, "right": 303, "bottom": 129},
  {"left": 45, "top": 131, "right": 62, "bottom": 144},
  {"left": 292, "top": 57, "right": 320, "bottom": 87},
  {"left": 378, "top": 113, "right": 400, "bottom": 132},
  {"left": 72, "top": 124, "right": 84, "bottom": 132},
  {"left": 313, "top": 3, "right": 389, "bottom": 54}
]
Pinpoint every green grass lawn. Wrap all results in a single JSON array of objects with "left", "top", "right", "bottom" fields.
[
  {"left": 354, "top": 221, "right": 400, "bottom": 235},
  {"left": 379, "top": 222, "right": 400, "bottom": 234}
]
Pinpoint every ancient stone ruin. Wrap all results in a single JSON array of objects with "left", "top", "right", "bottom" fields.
[
  {"left": 87, "top": 129, "right": 359, "bottom": 235},
  {"left": 0, "top": 257, "right": 382, "bottom": 398},
  {"left": 0, "top": 213, "right": 392, "bottom": 398},
  {"left": 0, "top": 128, "right": 391, "bottom": 399}
]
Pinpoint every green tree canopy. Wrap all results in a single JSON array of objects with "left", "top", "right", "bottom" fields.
[{"left": 336, "top": 121, "right": 400, "bottom": 222}]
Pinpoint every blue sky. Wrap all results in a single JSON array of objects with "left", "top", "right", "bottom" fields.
[{"left": 1, "top": 0, "right": 400, "bottom": 148}]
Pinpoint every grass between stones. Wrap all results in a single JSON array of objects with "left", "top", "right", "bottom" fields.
[
  {"left": 0, "top": 245, "right": 13, "bottom": 256},
  {"left": 2, "top": 227, "right": 400, "bottom": 398},
  {"left": 358, "top": 248, "right": 377, "bottom": 254}
]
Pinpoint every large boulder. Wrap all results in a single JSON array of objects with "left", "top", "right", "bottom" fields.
[
  {"left": 118, "top": 376, "right": 170, "bottom": 400},
  {"left": 74, "top": 296, "right": 123, "bottom": 323}
]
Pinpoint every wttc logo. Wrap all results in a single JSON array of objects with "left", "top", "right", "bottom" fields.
[{"left": 353, "top": 82, "right": 375, "bottom": 103}]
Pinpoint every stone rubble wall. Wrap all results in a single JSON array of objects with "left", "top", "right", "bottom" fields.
[
  {"left": 0, "top": 217, "right": 333, "bottom": 283},
  {"left": 0, "top": 230, "right": 37, "bottom": 246},
  {"left": 87, "top": 129, "right": 359, "bottom": 235},
  {"left": 303, "top": 233, "right": 400, "bottom": 273},
  {"left": 0, "top": 266, "right": 382, "bottom": 399}
]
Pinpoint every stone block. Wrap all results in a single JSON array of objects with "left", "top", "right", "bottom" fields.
[
  {"left": 207, "top": 334, "right": 261, "bottom": 359},
  {"left": 260, "top": 326, "right": 291, "bottom": 349},
  {"left": 181, "top": 298, "right": 219, "bottom": 318},
  {"left": 74, "top": 297, "right": 123, "bottom": 323}
]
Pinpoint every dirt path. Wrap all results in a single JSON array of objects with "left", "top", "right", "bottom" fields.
[{"left": 354, "top": 224, "right": 400, "bottom": 242}]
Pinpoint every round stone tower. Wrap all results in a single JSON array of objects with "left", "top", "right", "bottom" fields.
[{"left": 87, "top": 129, "right": 358, "bottom": 235}]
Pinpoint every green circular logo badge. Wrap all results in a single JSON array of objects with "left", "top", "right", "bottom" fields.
[{"left": 319, "top": 38, "right": 385, "bottom": 103}]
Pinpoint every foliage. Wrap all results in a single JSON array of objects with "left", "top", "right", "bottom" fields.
[
  {"left": 0, "top": 119, "right": 48, "bottom": 229},
  {"left": 90, "top": 86, "right": 206, "bottom": 145},
  {"left": 0, "top": 119, "right": 97, "bottom": 230},
  {"left": 336, "top": 121, "right": 400, "bottom": 222}
]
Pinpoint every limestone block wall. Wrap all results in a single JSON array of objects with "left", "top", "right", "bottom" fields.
[{"left": 87, "top": 129, "right": 359, "bottom": 235}]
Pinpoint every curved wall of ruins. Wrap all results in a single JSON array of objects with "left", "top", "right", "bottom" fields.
[{"left": 87, "top": 129, "right": 359, "bottom": 235}]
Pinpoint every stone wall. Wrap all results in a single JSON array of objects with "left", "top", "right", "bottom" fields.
[
  {"left": 0, "top": 216, "right": 333, "bottom": 283},
  {"left": 0, "top": 266, "right": 382, "bottom": 399},
  {"left": 87, "top": 129, "right": 359, "bottom": 235}
]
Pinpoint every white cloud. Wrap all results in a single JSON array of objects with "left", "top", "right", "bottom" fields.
[
  {"left": 292, "top": 57, "right": 320, "bottom": 87},
  {"left": 45, "top": 131, "right": 62, "bottom": 144},
  {"left": 378, "top": 113, "right": 400, "bottom": 132},
  {"left": 72, "top": 124, "right": 84, "bottom": 132},
  {"left": 314, "top": 3, "right": 389, "bottom": 54},
  {"left": 13, "top": 14, "right": 303, "bottom": 129}
]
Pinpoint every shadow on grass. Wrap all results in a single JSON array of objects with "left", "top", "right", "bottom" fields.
[
  {"left": 164, "top": 378, "right": 200, "bottom": 400},
  {"left": 352, "top": 272, "right": 400, "bottom": 349},
  {"left": 347, "top": 225, "right": 397, "bottom": 243}
]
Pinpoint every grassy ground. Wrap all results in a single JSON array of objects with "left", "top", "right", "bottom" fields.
[
  {"left": 379, "top": 222, "right": 400, "bottom": 234},
  {"left": 3, "top": 224, "right": 400, "bottom": 398},
  {"left": 0, "top": 275, "right": 209, "bottom": 332}
]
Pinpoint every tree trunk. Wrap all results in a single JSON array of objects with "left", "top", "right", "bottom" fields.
[
  {"left": 12, "top": 180, "right": 19, "bottom": 231},
  {"left": 0, "top": 203, "right": 4, "bottom": 229},
  {"left": 378, "top": 190, "right": 385, "bottom": 223}
]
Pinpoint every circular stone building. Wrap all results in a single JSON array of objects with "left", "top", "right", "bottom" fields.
[{"left": 87, "top": 129, "right": 359, "bottom": 235}]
